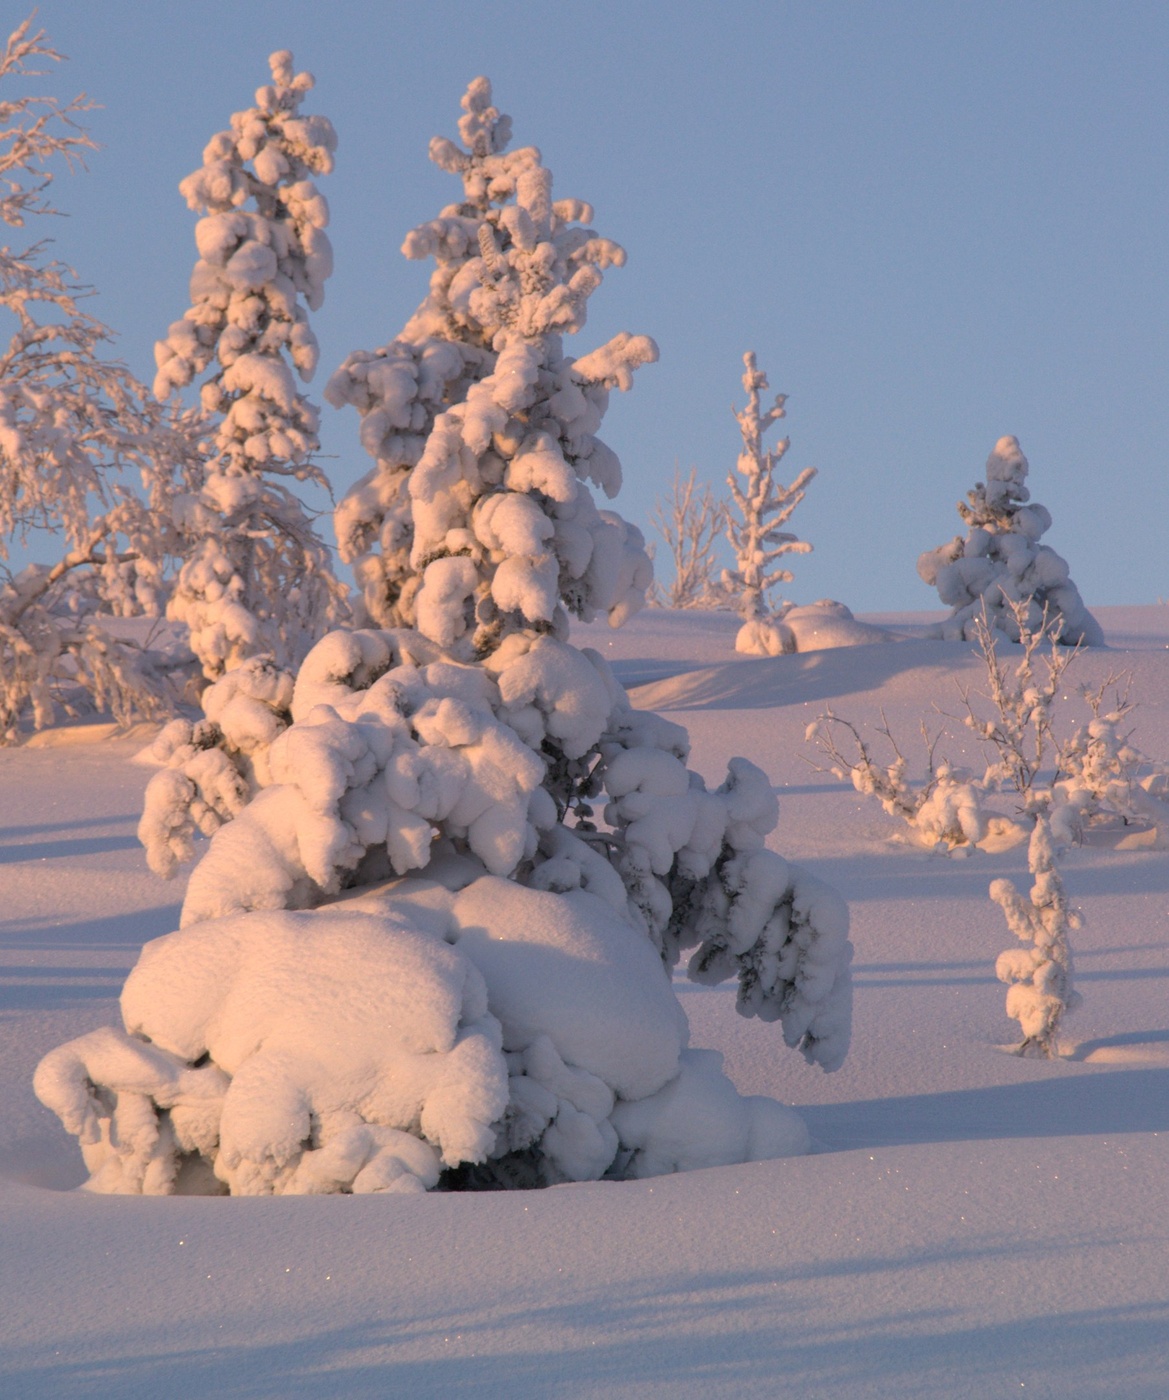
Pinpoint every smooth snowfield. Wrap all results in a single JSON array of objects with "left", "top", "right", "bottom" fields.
[{"left": 3, "top": 605, "right": 1168, "bottom": 1398}]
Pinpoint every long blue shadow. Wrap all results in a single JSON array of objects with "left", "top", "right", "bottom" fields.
[
  {"left": 0, "top": 835, "right": 141, "bottom": 864},
  {"left": 0, "top": 905, "right": 181, "bottom": 950},
  {"left": 802, "top": 1068, "right": 1169, "bottom": 1152},
  {"left": 0, "top": 814, "right": 137, "bottom": 839},
  {"left": 1, "top": 1277, "right": 1166, "bottom": 1399}
]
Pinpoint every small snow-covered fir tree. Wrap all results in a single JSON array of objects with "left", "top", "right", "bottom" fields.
[
  {"left": 918, "top": 435, "right": 1102, "bottom": 646},
  {"left": 0, "top": 17, "right": 200, "bottom": 740},
  {"left": 722, "top": 351, "right": 816, "bottom": 655},
  {"left": 153, "top": 49, "right": 347, "bottom": 680},
  {"left": 649, "top": 466, "right": 726, "bottom": 609},
  {"left": 40, "top": 78, "right": 852, "bottom": 1198}
]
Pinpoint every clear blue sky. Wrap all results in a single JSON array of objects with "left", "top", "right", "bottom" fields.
[{"left": 22, "top": 0, "right": 1169, "bottom": 611}]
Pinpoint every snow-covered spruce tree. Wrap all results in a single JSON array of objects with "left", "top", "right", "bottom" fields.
[
  {"left": 918, "top": 435, "right": 1102, "bottom": 646},
  {"left": 326, "top": 74, "right": 652, "bottom": 639},
  {"left": 38, "top": 79, "right": 852, "bottom": 1198},
  {"left": 153, "top": 49, "right": 348, "bottom": 680},
  {"left": 649, "top": 466, "right": 726, "bottom": 608},
  {"left": 135, "top": 73, "right": 654, "bottom": 877},
  {"left": 0, "top": 17, "right": 200, "bottom": 741},
  {"left": 722, "top": 351, "right": 816, "bottom": 656}
]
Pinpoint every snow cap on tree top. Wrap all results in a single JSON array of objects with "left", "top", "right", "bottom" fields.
[
  {"left": 459, "top": 77, "right": 513, "bottom": 157},
  {"left": 984, "top": 435, "right": 1030, "bottom": 510},
  {"left": 427, "top": 77, "right": 517, "bottom": 174}
]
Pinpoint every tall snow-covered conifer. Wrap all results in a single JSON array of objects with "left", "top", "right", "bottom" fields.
[
  {"left": 329, "top": 76, "right": 654, "bottom": 646},
  {"left": 154, "top": 49, "right": 347, "bottom": 680},
  {"left": 0, "top": 17, "right": 200, "bottom": 740},
  {"left": 42, "top": 79, "right": 853, "bottom": 1198}
]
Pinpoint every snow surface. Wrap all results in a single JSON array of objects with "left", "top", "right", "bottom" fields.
[{"left": 3, "top": 604, "right": 1169, "bottom": 1397}]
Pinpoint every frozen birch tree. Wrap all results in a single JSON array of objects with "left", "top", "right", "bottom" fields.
[
  {"left": 153, "top": 49, "right": 347, "bottom": 680},
  {"left": 723, "top": 352, "right": 816, "bottom": 656},
  {"left": 649, "top": 466, "right": 726, "bottom": 608},
  {"left": 40, "top": 78, "right": 853, "bottom": 1199},
  {"left": 918, "top": 436, "right": 1102, "bottom": 646},
  {"left": 0, "top": 17, "right": 199, "bottom": 740}
]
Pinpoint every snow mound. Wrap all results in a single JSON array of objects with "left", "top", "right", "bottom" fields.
[
  {"left": 735, "top": 617, "right": 796, "bottom": 656},
  {"left": 35, "top": 904, "right": 508, "bottom": 1196},
  {"left": 735, "top": 601, "right": 895, "bottom": 656},
  {"left": 451, "top": 877, "right": 689, "bottom": 1101},
  {"left": 781, "top": 600, "right": 895, "bottom": 651},
  {"left": 36, "top": 873, "right": 815, "bottom": 1194},
  {"left": 612, "top": 1048, "right": 809, "bottom": 1176}
]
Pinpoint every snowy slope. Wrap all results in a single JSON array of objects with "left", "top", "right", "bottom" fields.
[{"left": 2, "top": 606, "right": 1168, "bottom": 1398}]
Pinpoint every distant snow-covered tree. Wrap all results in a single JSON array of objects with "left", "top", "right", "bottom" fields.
[
  {"left": 0, "top": 17, "right": 200, "bottom": 741},
  {"left": 42, "top": 78, "right": 852, "bottom": 1198},
  {"left": 649, "top": 466, "right": 726, "bottom": 609},
  {"left": 722, "top": 351, "right": 816, "bottom": 655},
  {"left": 153, "top": 49, "right": 348, "bottom": 680},
  {"left": 918, "top": 436, "right": 1102, "bottom": 646}
]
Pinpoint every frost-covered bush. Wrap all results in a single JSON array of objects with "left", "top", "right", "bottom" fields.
[
  {"left": 41, "top": 78, "right": 852, "bottom": 1196},
  {"left": 808, "top": 711, "right": 990, "bottom": 854},
  {"left": 0, "top": 18, "right": 201, "bottom": 740},
  {"left": 154, "top": 50, "right": 348, "bottom": 679},
  {"left": 806, "top": 600, "right": 1107, "bottom": 861},
  {"left": 992, "top": 814, "right": 1082, "bottom": 1057},
  {"left": 1050, "top": 682, "right": 1169, "bottom": 849},
  {"left": 918, "top": 436, "right": 1102, "bottom": 646},
  {"left": 722, "top": 352, "right": 816, "bottom": 655}
]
